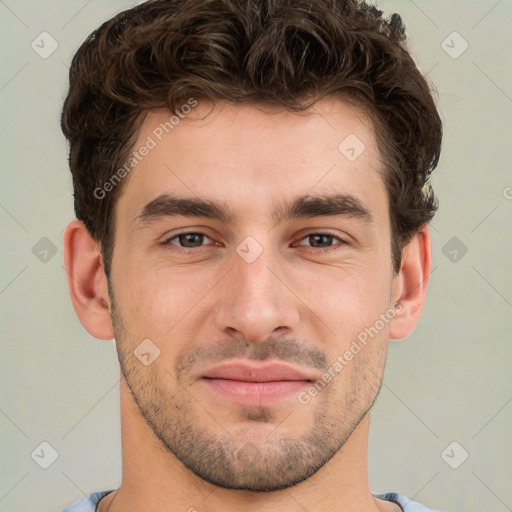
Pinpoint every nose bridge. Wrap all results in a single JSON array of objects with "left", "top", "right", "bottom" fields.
[{"left": 214, "top": 236, "right": 300, "bottom": 342}]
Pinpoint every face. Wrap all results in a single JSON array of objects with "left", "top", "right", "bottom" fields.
[{"left": 108, "top": 97, "right": 398, "bottom": 491}]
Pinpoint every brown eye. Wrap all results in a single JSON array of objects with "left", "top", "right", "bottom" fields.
[
  {"left": 296, "top": 232, "right": 347, "bottom": 249},
  {"left": 164, "top": 232, "right": 212, "bottom": 248}
]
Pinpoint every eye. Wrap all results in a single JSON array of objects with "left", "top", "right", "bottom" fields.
[
  {"left": 161, "top": 230, "right": 348, "bottom": 252},
  {"left": 163, "top": 231, "right": 213, "bottom": 249},
  {"left": 295, "top": 232, "right": 348, "bottom": 249}
]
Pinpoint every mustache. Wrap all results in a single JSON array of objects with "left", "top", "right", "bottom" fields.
[{"left": 176, "top": 337, "right": 328, "bottom": 377}]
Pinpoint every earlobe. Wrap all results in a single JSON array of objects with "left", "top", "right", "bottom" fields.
[
  {"left": 63, "top": 219, "right": 115, "bottom": 340},
  {"left": 389, "top": 226, "right": 432, "bottom": 341}
]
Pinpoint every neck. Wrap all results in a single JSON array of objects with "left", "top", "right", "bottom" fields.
[{"left": 99, "top": 373, "right": 397, "bottom": 512}]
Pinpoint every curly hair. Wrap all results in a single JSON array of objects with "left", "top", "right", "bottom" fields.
[{"left": 61, "top": 0, "right": 442, "bottom": 277}]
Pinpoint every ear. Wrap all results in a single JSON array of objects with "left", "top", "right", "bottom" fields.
[
  {"left": 63, "top": 219, "right": 114, "bottom": 340},
  {"left": 389, "top": 225, "right": 432, "bottom": 341}
]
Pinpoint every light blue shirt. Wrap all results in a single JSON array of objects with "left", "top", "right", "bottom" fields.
[{"left": 62, "top": 490, "right": 444, "bottom": 511}]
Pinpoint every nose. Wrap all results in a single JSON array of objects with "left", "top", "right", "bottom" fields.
[{"left": 214, "top": 242, "right": 301, "bottom": 343}]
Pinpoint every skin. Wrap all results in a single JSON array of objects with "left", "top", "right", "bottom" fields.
[{"left": 64, "top": 97, "right": 431, "bottom": 512}]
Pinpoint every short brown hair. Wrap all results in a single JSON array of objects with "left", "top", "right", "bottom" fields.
[{"left": 61, "top": 0, "right": 442, "bottom": 277}]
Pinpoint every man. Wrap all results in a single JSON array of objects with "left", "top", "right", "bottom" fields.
[{"left": 61, "top": 0, "right": 444, "bottom": 511}]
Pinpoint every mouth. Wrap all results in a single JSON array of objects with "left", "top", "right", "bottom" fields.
[{"left": 199, "top": 359, "right": 315, "bottom": 406}]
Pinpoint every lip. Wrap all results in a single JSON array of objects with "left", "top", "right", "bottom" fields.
[{"left": 199, "top": 360, "right": 316, "bottom": 406}]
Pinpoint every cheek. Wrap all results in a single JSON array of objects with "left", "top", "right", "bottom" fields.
[
  {"left": 117, "top": 261, "right": 217, "bottom": 340},
  {"left": 290, "top": 262, "right": 393, "bottom": 338}
]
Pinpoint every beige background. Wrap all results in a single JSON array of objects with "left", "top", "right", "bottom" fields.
[{"left": 1, "top": 1, "right": 511, "bottom": 511}]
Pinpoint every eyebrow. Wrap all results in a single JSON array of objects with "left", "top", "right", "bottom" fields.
[{"left": 134, "top": 192, "right": 373, "bottom": 228}]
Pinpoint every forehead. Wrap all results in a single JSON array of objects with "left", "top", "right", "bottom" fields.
[{"left": 117, "top": 97, "right": 387, "bottom": 225}]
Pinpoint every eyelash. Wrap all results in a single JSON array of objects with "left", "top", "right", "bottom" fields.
[{"left": 161, "top": 230, "right": 349, "bottom": 252}]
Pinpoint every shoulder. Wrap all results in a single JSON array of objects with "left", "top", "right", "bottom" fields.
[
  {"left": 373, "top": 492, "right": 445, "bottom": 512},
  {"left": 61, "top": 490, "right": 115, "bottom": 512}
]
